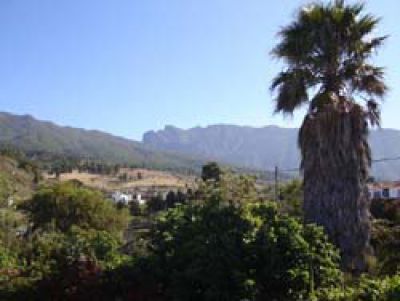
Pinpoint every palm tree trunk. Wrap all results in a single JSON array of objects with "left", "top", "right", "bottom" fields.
[{"left": 299, "top": 104, "right": 372, "bottom": 273}]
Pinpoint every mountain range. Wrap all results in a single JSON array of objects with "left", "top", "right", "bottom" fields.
[
  {"left": 0, "top": 112, "right": 203, "bottom": 173},
  {"left": 143, "top": 124, "right": 400, "bottom": 180},
  {"left": 1, "top": 111, "right": 399, "bottom": 180}
]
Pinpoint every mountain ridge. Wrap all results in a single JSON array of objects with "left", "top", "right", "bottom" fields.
[
  {"left": 143, "top": 124, "right": 400, "bottom": 180},
  {"left": 0, "top": 111, "right": 204, "bottom": 173},
  {"left": 2, "top": 111, "right": 398, "bottom": 180}
]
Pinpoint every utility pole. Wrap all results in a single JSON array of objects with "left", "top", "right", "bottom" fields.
[{"left": 274, "top": 166, "right": 279, "bottom": 202}]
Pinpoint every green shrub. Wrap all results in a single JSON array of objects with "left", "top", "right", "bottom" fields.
[
  {"left": 253, "top": 212, "right": 341, "bottom": 300},
  {"left": 316, "top": 274, "right": 400, "bottom": 301},
  {"left": 20, "top": 181, "right": 130, "bottom": 237},
  {"left": 149, "top": 201, "right": 342, "bottom": 300}
]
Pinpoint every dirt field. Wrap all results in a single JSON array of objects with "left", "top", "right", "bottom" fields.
[{"left": 45, "top": 168, "right": 196, "bottom": 192}]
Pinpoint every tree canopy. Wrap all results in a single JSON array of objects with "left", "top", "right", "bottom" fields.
[
  {"left": 271, "top": 0, "right": 386, "bottom": 123},
  {"left": 20, "top": 181, "right": 130, "bottom": 236}
]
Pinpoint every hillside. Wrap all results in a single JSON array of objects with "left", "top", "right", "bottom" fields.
[
  {"left": 143, "top": 124, "right": 400, "bottom": 180},
  {"left": 0, "top": 112, "right": 203, "bottom": 173}
]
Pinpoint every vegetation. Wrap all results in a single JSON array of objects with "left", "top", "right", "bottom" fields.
[
  {"left": 146, "top": 201, "right": 341, "bottom": 300},
  {"left": 0, "top": 154, "right": 38, "bottom": 205},
  {"left": 271, "top": 0, "right": 387, "bottom": 273},
  {"left": 201, "top": 161, "right": 223, "bottom": 182},
  {"left": 1, "top": 0, "right": 399, "bottom": 299},
  {"left": 0, "top": 160, "right": 400, "bottom": 299},
  {"left": 20, "top": 181, "right": 130, "bottom": 236}
]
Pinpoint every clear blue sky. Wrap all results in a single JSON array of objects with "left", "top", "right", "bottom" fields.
[{"left": 0, "top": 0, "right": 398, "bottom": 140}]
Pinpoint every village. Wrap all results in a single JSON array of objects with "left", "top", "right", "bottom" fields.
[{"left": 109, "top": 180, "right": 400, "bottom": 207}]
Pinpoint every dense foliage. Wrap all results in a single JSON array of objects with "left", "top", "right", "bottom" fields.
[
  {"left": 0, "top": 181, "right": 130, "bottom": 300},
  {"left": 0, "top": 0, "right": 398, "bottom": 296},
  {"left": 148, "top": 201, "right": 342, "bottom": 300},
  {"left": 20, "top": 182, "right": 130, "bottom": 236},
  {"left": 1, "top": 160, "right": 400, "bottom": 300}
]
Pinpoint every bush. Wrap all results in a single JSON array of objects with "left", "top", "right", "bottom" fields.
[
  {"left": 151, "top": 202, "right": 254, "bottom": 300},
  {"left": 252, "top": 208, "right": 341, "bottom": 300},
  {"left": 371, "top": 219, "right": 400, "bottom": 276},
  {"left": 10, "top": 227, "right": 128, "bottom": 300},
  {"left": 316, "top": 274, "right": 400, "bottom": 301},
  {"left": 278, "top": 179, "right": 304, "bottom": 217},
  {"left": 371, "top": 199, "right": 400, "bottom": 223},
  {"left": 0, "top": 243, "right": 19, "bottom": 278},
  {"left": 149, "top": 201, "right": 342, "bottom": 300},
  {"left": 20, "top": 181, "right": 130, "bottom": 237}
]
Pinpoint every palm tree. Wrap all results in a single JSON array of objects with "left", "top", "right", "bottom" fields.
[{"left": 271, "top": 0, "right": 387, "bottom": 273}]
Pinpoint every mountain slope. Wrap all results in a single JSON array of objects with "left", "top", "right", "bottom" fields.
[
  {"left": 0, "top": 112, "right": 202, "bottom": 172},
  {"left": 144, "top": 125, "right": 299, "bottom": 170},
  {"left": 143, "top": 124, "right": 400, "bottom": 180}
]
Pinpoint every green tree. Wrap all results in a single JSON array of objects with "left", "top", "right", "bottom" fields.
[
  {"left": 252, "top": 207, "right": 341, "bottom": 300},
  {"left": 19, "top": 228, "right": 126, "bottom": 300},
  {"left": 0, "top": 243, "right": 18, "bottom": 273},
  {"left": 129, "top": 199, "right": 142, "bottom": 216},
  {"left": 0, "top": 209, "right": 26, "bottom": 253},
  {"left": 150, "top": 202, "right": 254, "bottom": 300},
  {"left": 271, "top": 0, "right": 386, "bottom": 272},
  {"left": 20, "top": 182, "right": 130, "bottom": 237},
  {"left": 316, "top": 274, "right": 400, "bottom": 301},
  {"left": 149, "top": 201, "right": 341, "bottom": 300},
  {"left": 201, "top": 162, "right": 223, "bottom": 182},
  {"left": 198, "top": 169, "right": 258, "bottom": 205},
  {"left": 147, "top": 193, "right": 165, "bottom": 213},
  {"left": 61, "top": 227, "right": 127, "bottom": 269},
  {"left": 165, "top": 190, "right": 177, "bottom": 208},
  {"left": 372, "top": 219, "right": 400, "bottom": 276},
  {"left": 278, "top": 179, "right": 304, "bottom": 217}
]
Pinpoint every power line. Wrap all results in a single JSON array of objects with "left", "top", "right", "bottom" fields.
[
  {"left": 372, "top": 156, "right": 400, "bottom": 163},
  {"left": 277, "top": 155, "right": 400, "bottom": 174},
  {"left": 272, "top": 156, "right": 400, "bottom": 196}
]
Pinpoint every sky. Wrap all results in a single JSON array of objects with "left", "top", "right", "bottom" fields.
[{"left": 0, "top": 0, "right": 399, "bottom": 140}]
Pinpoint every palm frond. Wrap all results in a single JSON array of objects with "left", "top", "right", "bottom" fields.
[
  {"left": 271, "top": 68, "right": 313, "bottom": 114},
  {"left": 366, "top": 99, "right": 381, "bottom": 126},
  {"left": 272, "top": 21, "right": 314, "bottom": 64},
  {"left": 351, "top": 64, "right": 387, "bottom": 97},
  {"left": 271, "top": 0, "right": 386, "bottom": 114},
  {"left": 355, "top": 14, "right": 381, "bottom": 37}
]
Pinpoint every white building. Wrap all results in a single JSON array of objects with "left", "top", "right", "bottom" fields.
[
  {"left": 136, "top": 193, "right": 146, "bottom": 205},
  {"left": 111, "top": 191, "right": 147, "bottom": 205},
  {"left": 111, "top": 191, "right": 133, "bottom": 205},
  {"left": 368, "top": 182, "right": 400, "bottom": 200}
]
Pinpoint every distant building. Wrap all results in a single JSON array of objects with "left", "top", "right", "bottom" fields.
[
  {"left": 111, "top": 191, "right": 147, "bottom": 205},
  {"left": 111, "top": 191, "right": 133, "bottom": 205},
  {"left": 136, "top": 193, "right": 146, "bottom": 205},
  {"left": 368, "top": 182, "right": 400, "bottom": 200}
]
